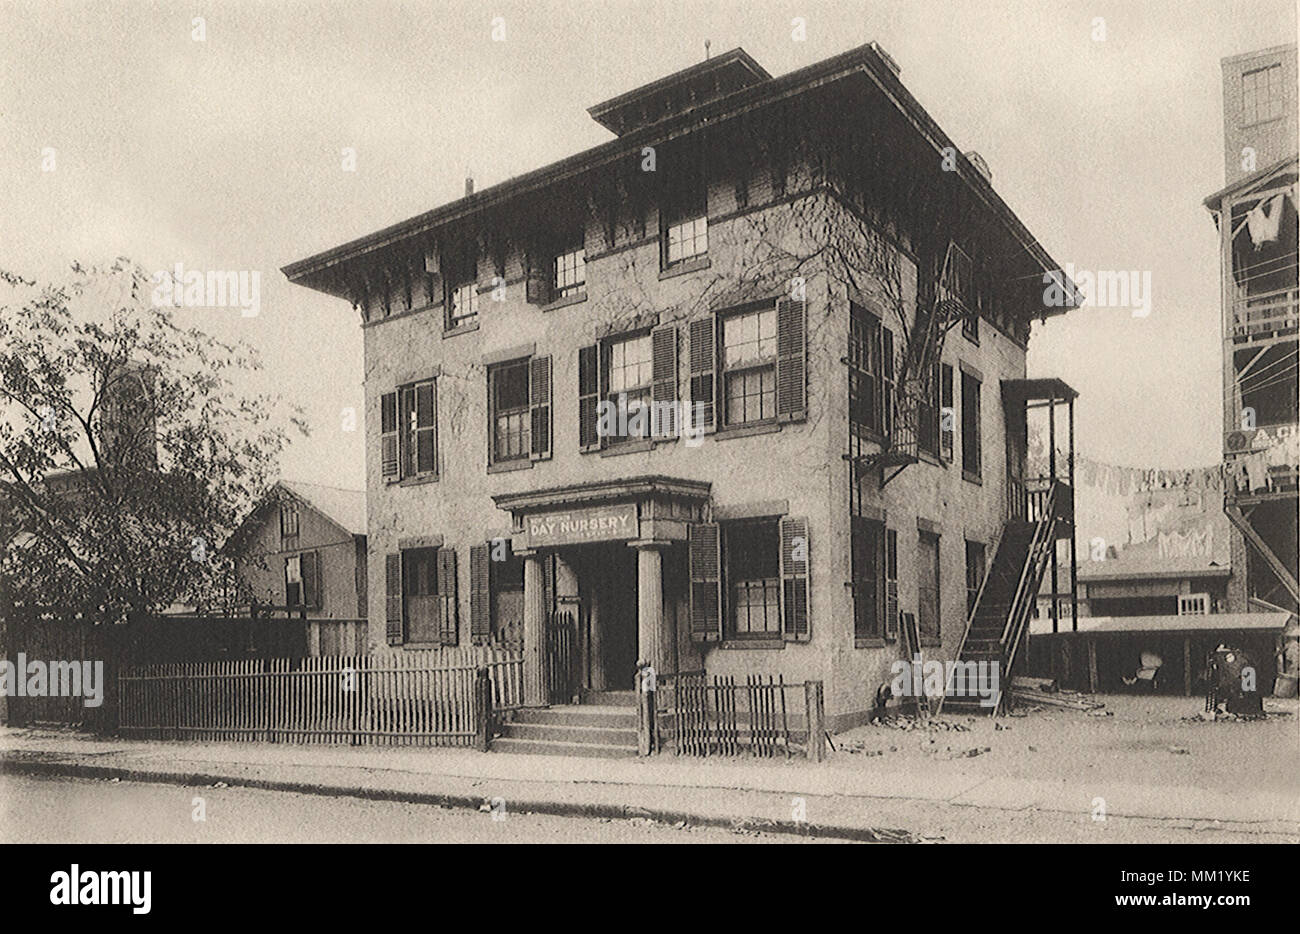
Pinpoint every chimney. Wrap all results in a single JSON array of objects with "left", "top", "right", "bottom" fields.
[{"left": 464, "top": 176, "right": 475, "bottom": 196}]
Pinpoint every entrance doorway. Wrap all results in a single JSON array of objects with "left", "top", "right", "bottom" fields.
[{"left": 566, "top": 544, "right": 638, "bottom": 691}]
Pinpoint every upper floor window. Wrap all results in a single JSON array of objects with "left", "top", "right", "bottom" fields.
[
  {"left": 722, "top": 306, "right": 777, "bottom": 426},
  {"left": 380, "top": 378, "right": 437, "bottom": 481},
  {"left": 662, "top": 184, "right": 708, "bottom": 268},
  {"left": 552, "top": 244, "right": 586, "bottom": 300},
  {"left": 444, "top": 247, "right": 479, "bottom": 330},
  {"left": 490, "top": 359, "right": 531, "bottom": 463},
  {"left": 605, "top": 332, "right": 654, "bottom": 443},
  {"left": 961, "top": 369, "right": 982, "bottom": 480},
  {"left": 848, "top": 302, "right": 893, "bottom": 437},
  {"left": 279, "top": 503, "right": 299, "bottom": 543},
  {"left": 1243, "top": 64, "right": 1285, "bottom": 124},
  {"left": 284, "top": 551, "right": 319, "bottom": 609}
]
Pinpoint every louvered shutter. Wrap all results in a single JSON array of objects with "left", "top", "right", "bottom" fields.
[
  {"left": 776, "top": 298, "right": 807, "bottom": 421},
  {"left": 881, "top": 325, "right": 894, "bottom": 436},
  {"left": 940, "top": 364, "right": 954, "bottom": 462},
  {"left": 650, "top": 325, "right": 678, "bottom": 439},
  {"left": 437, "top": 547, "right": 458, "bottom": 646},
  {"left": 529, "top": 355, "right": 552, "bottom": 460},
  {"left": 688, "top": 522, "right": 722, "bottom": 642},
  {"left": 385, "top": 553, "right": 403, "bottom": 645},
  {"left": 688, "top": 317, "right": 716, "bottom": 432},
  {"left": 469, "top": 543, "right": 491, "bottom": 644},
  {"left": 779, "top": 516, "right": 811, "bottom": 641},
  {"left": 884, "top": 528, "right": 899, "bottom": 641},
  {"left": 380, "top": 391, "right": 399, "bottom": 480},
  {"left": 578, "top": 344, "right": 601, "bottom": 451},
  {"left": 302, "top": 550, "right": 321, "bottom": 610}
]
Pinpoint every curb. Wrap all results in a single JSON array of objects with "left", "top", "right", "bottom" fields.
[{"left": 1, "top": 757, "right": 919, "bottom": 844}]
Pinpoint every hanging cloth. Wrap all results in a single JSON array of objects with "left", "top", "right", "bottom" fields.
[{"left": 1246, "top": 193, "right": 1285, "bottom": 249}]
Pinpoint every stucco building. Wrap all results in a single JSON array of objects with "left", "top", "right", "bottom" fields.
[{"left": 284, "top": 44, "right": 1081, "bottom": 732}]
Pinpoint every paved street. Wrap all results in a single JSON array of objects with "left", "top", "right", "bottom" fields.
[{"left": 0, "top": 774, "right": 843, "bottom": 844}]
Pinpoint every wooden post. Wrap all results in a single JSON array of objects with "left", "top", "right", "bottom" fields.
[
  {"left": 474, "top": 666, "right": 492, "bottom": 752},
  {"left": 1183, "top": 637, "right": 1192, "bottom": 697},
  {"left": 805, "top": 680, "right": 826, "bottom": 762},
  {"left": 636, "top": 662, "right": 656, "bottom": 756},
  {"left": 1087, "top": 637, "right": 1098, "bottom": 694}
]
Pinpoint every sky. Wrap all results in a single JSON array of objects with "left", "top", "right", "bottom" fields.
[{"left": 1, "top": 0, "right": 1296, "bottom": 494}]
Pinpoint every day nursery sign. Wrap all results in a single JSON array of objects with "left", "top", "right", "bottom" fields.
[{"left": 525, "top": 503, "right": 638, "bottom": 548}]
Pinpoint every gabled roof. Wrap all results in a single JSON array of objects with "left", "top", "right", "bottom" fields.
[
  {"left": 1077, "top": 552, "right": 1231, "bottom": 582},
  {"left": 223, "top": 480, "right": 366, "bottom": 554}
]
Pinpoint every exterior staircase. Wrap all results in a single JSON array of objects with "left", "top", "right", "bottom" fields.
[
  {"left": 492, "top": 690, "right": 639, "bottom": 758},
  {"left": 941, "top": 481, "right": 1061, "bottom": 716}
]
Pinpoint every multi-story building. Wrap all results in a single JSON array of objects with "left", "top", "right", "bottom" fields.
[
  {"left": 1205, "top": 43, "right": 1299, "bottom": 618},
  {"left": 284, "top": 44, "right": 1081, "bottom": 732}
]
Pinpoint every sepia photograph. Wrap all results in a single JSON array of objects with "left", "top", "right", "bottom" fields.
[{"left": 0, "top": 0, "right": 1296, "bottom": 914}]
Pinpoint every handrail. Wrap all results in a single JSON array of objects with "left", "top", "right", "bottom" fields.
[
  {"left": 936, "top": 523, "right": 1006, "bottom": 716},
  {"left": 991, "top": 481, "right": 1058, "bottom": 713}
]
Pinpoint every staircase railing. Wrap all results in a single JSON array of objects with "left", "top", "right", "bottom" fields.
[
  {"left": 995, "top": 481, "right": 1059, "bottom": 712},
  {"left": 936, "top": 523, "right": 1006, "bottom": 716}
]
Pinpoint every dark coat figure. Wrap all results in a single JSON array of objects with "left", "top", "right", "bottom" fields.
[{"left": 1207, "top": 645, "right": 1264, "bottom": 715}]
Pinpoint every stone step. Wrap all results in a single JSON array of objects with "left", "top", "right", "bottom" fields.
[
  {"left": 499, "top": 721, "right": 637, "bottom": 746},
  {"left": 490, "top": 737, "right": 639, "bottom": 759},
  {"left": 581, "top": 690, "right": 637, "bottom": 707},
  {"left": 511, "top": 706, "right": 637, "bottom": 729}
]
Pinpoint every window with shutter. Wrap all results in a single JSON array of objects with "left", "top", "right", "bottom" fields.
[
  {"left": 650, "top": 325, "right": 678, "bottom": 439},
  {"left": 779, "top": 516, "right": 811, "bottom": 641},
  {"left": 939, "top": 364, "right": 954, "bottom": 462},
  {"left": 529, "top": 355, "right": 552, "bottom": 460},
  {"left": 918, "top": 531, "right": 940, "bottom": 646},
  {"left": 775, "top": 298, "right": 807, "bottom": 422},
  {"left": 884, "top": 528, "right": 899, "bottom": 641},
  {"left": 469, "top": 544, "right": 491, "bottom": 644},
  {"left": 489, "top": 359, "right": 531, "bottom": 464},
  {"left": 961, "top": 370, "right": 982, "bottom": 480},
  {"left": 578, "top": 344, "right": 601, "bottom": 452},
  {"left": 302, "top": 550, "right": 321, "bottom": 610},
  {"left": 399, "top": 379, "right": 437, "bottom": 478},
  {"left": 724, "top": 519, "right": 781, "bottom": 639},
  {"left": 851, "top": 517, "right": 881, "bottom": 640},
  {"left": 385, "top": 553, "right": 403, "bottom": 645},
  {"left": 688, "top": 317, "right": 716, "bottom": 432},
  {"left": 687, "top": 522, "right": 722, "bottom": 642},
  {"left": 381, "top": 391, "right": 399, "bottom": 480},
  {"left": 437, "top": 547, "right": 458, "bottom": 646},
  {"left": 285, "top": 554, "right": 303, "bottom": 608},
  {"left": 403, "top": 549, "right": 440, "bottom": 644},
  {"left": 603, "top": 333, "right": 654, "bottom": 445},
  {"left": 721, "top": 306, "right": 777, "bottom": 426}
]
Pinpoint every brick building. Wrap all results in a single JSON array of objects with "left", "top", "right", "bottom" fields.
[{"left": 284, "top": 44, "right": 1081, "bottom": 730}]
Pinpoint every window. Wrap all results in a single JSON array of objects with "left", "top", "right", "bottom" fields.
[
  {"left": 722, "top": 306, "right": 777, "bottom": 426},
  {"left": 662, "top": 184, "right": 708, "bottom": 268},
  {"left": 724, "top": 520, "right": 781, "bottom": 638},
  {"left": 402, "top": 548, "right": 440, "bottom": 644},
  {"left": 285, "top": 554, "right": 302, "bottom": 607},
  {"left": 1178, "top": 593, "right": 1210, "bottom": 616},
  {"left": 851, "top": 517, "right": 882, "bottom": 640},
  {"left": 848, "top": 302, "right": 893, "bottom": 436},
  {"left": 918, "top": 531, "right": 940, "bottom": 645},
  {"left": 490, "top": 360, "right": 531, "bottom": 463},
  {"left": 605, "top": 332, "right": 654, "bottom": 443},
  {"left": 401, "top": 380, "right": 437, "bottom": 477},
  {"left": 444, "top": 248, "right": 479, "bottom": 329},
  {"left": 1242, "top": 64, "right": 1285, "bottom": 124},
  {"left": 961, "top": 369, "right": 981, "bottom": 480},
  {"left": 279, "top": 503, "right": 299, "bottom": 543},
  {"left": 939, "top": 364, "right": 954, "bottom": 462},
  {"left": 284, "top": 551, "right": 319, "bottom": 609},
  {"left": 381, "top": 379, "right": 437, "bottom": 481},
  {"left": 551, "top": 244, "right": 586, "bottom": 300},
  {"left": 965, "top": 540, "right": 986, "bottom": 616}
]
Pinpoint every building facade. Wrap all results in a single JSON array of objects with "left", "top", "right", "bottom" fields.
[
  {"left": 285, "top": 45, "right": 1080, "bottom": 728},
  {"left": 1206, "top": 43, "right": 1299, "bottom": 619},
  {"left": 226, "top": 480, "right": 368, "bottom": 620}
]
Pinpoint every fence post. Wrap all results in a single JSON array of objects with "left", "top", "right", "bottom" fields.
[
  {"left": 474, "top": 666, "right": 492, "bottom": 752},
  {"left": 804, "top": 680, "right": 826, "bottom": 762},
  {"left": 636, "top": 662, "right": 656, "bottom": 756}
]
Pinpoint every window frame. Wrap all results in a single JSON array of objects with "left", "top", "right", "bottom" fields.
[
  {"left": 401, "top": 547, "right": 441, "bottom": 645},
  {"left": 284, "top": 554, "right": 303, "bottom": 608},
  {"left": 551, "top": 241, "right": 586, "bottom": 301},
  {"left": 1242, "top": 63, "right": 1285, "bottom": 124},
  {"left": 961, "top": 369, "right": 982, "bottom": 481},
  {"left": 399, "top": 379, "right": 438, "bottom": 479},
  {"left": 488, "top": 358, "right": 533, "bottom": 465},
  {"left": 722, "top": 518, "right": 782, "bottom": 641},
  {"left": 602, "top": 330, "right": 655, "bottom": 445},
  {"left": 279, "top": 502, "right": 299, "bottom": 543},
  {"left": 661, "top": 184, "right": 708, "bottom": 269},
  {"left": 720, "top": 305, "right": 779, "bottom": 429},
  {"left": 917, "top": 530, "right": 942, "bottom": 647},
  {"left": 848, "top": 301, "right": 893, "bottom": 438}
]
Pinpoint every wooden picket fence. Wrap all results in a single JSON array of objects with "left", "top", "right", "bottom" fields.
[
  {"left": 119, "top": 648, "right": 523, "bottom": 747},
  {"left": 658, "top": 672, "right": 823, "bottom": 759}
]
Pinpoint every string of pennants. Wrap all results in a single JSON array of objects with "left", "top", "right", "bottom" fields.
[{"left": 1028, "top": 450, "right": 1228, "bottom": 496}]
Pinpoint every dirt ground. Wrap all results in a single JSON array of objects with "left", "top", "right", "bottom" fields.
[{"left": 831, "top": 693, "right": 1299, "bottom": 798}]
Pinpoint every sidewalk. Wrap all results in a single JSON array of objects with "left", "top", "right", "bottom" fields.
[{"left": 4, "top": 726, "right": 1297, "bottom": 843}]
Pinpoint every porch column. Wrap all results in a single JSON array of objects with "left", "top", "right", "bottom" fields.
[
  {"left": 631, "top": 540, "right": 670, "bottom": 677},
  {"left": 521, "top": 551, "right": 548, "bottom": 707}
]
